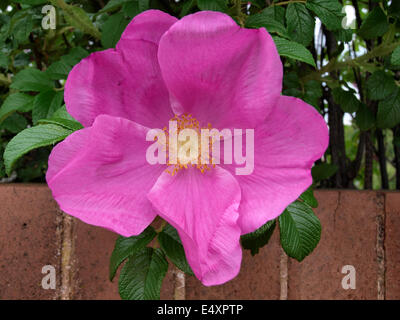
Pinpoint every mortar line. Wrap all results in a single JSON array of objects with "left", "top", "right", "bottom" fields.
[
  {"left": 173, "top": 266, "right": 186, "bottom": 300},
  {"left": 60, "top": 214, "right": 75, "bottom": 300},
  {"left": 280, "top": 248, "right": 288, "bottom": 300},
  {"left": 377, "top": 192, "right": 386, "bottom": 300}
]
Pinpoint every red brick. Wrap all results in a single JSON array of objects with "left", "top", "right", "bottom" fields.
[
  {"left": 0, "top": 184, "right": 61, "bottom": 299},
  {"left": 72, "top": 218, "right": 175, "bottom": 300},
  {"left": 288, "top": 190, "right": 383, "bottom": 300},
  {"left": 384, "top": 192, "right": 400, "bottom": 299}
]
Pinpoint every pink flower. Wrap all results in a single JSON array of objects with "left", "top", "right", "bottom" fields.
[{"left": 46, "top": 10, "right": 328, "bottom": 286}]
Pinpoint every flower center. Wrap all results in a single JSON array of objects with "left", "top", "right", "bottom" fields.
[{"left": 162, "top": 114, "right": 215, "bottom": 176}]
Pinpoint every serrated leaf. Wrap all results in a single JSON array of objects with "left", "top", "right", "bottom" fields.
[
  {"left": 12, "top": 14, "right": 33, "bottom": 43},
  {"left": 367, "top": 70, "right": 397, "bottom": 101},
  {"left": 158, "top": 224, "right": 193, "bottom": 275},
  {"left": 279, "top": 201, "right": 321, "bottom": 262},
  {"left": 273, "top": 37, "right": 316, "bottom": 67},
  {"left": 0, "top": 113, "right": 28, "bottom": 134},
  {"left": 109, "top": 227, "right": 157, "bottom": 281},
  {"left": 0, "top": 52, "right": 9, "bottom": 69},
  {"left": 32, "top": 91, "right": 64, "bottom": 124},
  {"left": 299, "top": 186, "right": 318, "bottom": 208},
  {"left": 377, "top": 87, "right": 400, "bottom": 129},
  {"left": 46, "top": 47, "right": 89, "bottom": 80},
  {"left": 245, "top": 12, "right": 288, "bottom": 38},
  {"left": 197, "top": 0, "right": 227, "bottom": 12},
  {"left": 391, "top": 46, "right": 400, "bottom": 66},
  {"left": 358, "top": 6, "right": 389, "bottom": 40},
  {"left": 286, "top": 3, "right": 315, "bottom": 46},
  {"left": 119, "top": 247, "right": 168, "bottom": 300},
  {"left": 332, "top": 87, "right": 360, "bottom": 113},
  {"left": 0, "top": 93, "right": 34, "bottom": 123},
  {"left": 138, "top": 0, "right": 149, "bottom": 12},
  {"left": 262, "top": 5, "right": 286, "bottom": 26},
  {"left": 101, "top": 13, "right": 129, "bottom": 49},
  {"left": 306, "top": 0, "right": 343, "bottom": 31},
  {"left": 3, "top": 124, "right": 73, "bottom": 175},
  {"left": 62, "top": 4, "right": 101, "bottom": 39},
  {"left": 241, "top": 219, "right": 276, "bottom": 256},
  {"left": 10, "top": 68, "right": 54, "bottom": 92},
  {"left": 180, "top": 0, "right": 196, "bottom": 17},
  {"left": 100, "top": 0, "right": 129, "bottom": 13},
  {"left": 50, "top": 105, "right": 75, "bottom": 121}
]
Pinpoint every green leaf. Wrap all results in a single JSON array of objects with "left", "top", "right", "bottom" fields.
[
  {"left": 241, "top": 219, "right": 276, "bottom": 256},
  {"left": 62, "top": 4, "right": 101, "bottom": 39},
  {"left": 299, "top": 186, "right": 318, "bottom": 208},
  {"left": 0, "top": 52, "right": 9, "bottom": 69},
  {"left": 101, "top": 13, "right": 129, "bottom": 49},
  {"left": 245, "top": 12, "right": 288, "bottom": 38},
  {"left": 37, "top": 118, "right": 83, "bottom": 132},
  {"left": 355, "top": 103, "right": 376, "bottom": 131},
  {"left": 119, "top": 247, "right": 168, "bottom": 300},
  {"left": 46, "top": 47, "right": 89, "bottom": 80},
  {"left": 3, "top": 124, "right": 73, "bottom": 175},
  {"left": 306, "top": 0, "right": 343, "bottom": 31},
  {"left": 32, "top": 91, "right": 64, "bottom": 125},
  {"left": 158, "top": 224, "right": 193, "bottom": 275},
  {"left": 0, "top": 113, "right": 28, "bottom": 134},
  {"left": 358, "top": 6, "right": 389, "bottom": 40},
  {"left": 332, "top": 88, "right": 360, "bottom": 113},
  {"left": 391, "top": 46, "right": 400, "bottom": 66},
  {"left": 100, "top": 0, "right": 129, "bottom": 13},
  {"left": 286, "top": 3, "right": 315, "bottom": 46},
  {"left": 0, "top": 93, "right": 34, "bottom": 123},
  {"left": 138, "top": 0, "right": 149, "bottom": 12},
  {"left": 109, "top": 227, "right": 157, "bottom": 281},
  {"left": 377, "top": 87, "right": 400, "bottom": 129},
  {"left": 197, "top": 0, "right": 227, "bottom": 12},
  {"left": 273, "top": 37, "right": 316, "bottom": 67},
  {"left": 311, "top": 163, "right": 338, "bottom": 181},
  {"left": 262, "top": 5, "right": 286, "bottom": 26},
  {"left": 50, "top": 105, "right": 75, "bottom": 121},
  {"left": 180, "top": 0, "right": 196, "bottom": 17},
  {"left": 10, "top": 68, "right": 54, "bottom": 92},
  {"left": 366, "top": 70, "right": 397, "bottom": 101},
  {"left": 12, "top": 14, "right": 33, "bottom": 43},
  {"left": 279, "top": 201, "right": 321, "bottom": 262}
]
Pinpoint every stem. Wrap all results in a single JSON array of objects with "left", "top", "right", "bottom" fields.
[
  {"left": 155, "top": 220, "right": 167, "bottom": 233},
  {"left": 233, "top": 0, "right": 245, "bottom": 27},
  {"left": 302, "top": 40, "right": 400, "bottom": 82},
  {"left": 50, "top": 0, "right": 101, "bottom": 40},
  {"left": 376, "top": 129, "right": 389, "bottom": 189},
  {"left": 0, "top": 74, "right": 11, "bottom": 87}
]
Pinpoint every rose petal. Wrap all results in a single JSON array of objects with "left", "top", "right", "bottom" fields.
[
  {"left": 119, "top": 9, "right": 178, "bottom": 45},
  {"left": 223, "top": 96, "right": 329, "bottom": 234},
  {"left": 46, "top": 115, "right": 165, "bottom": 236},
  {"left": 65, "top": 11, "right": 176, "bottom": 128},
  {"left": 148, "top": 166, "right": 242, "bottom": 286},
  {"left": 158, "top": 11, "right": 282, "bottom": 129}
]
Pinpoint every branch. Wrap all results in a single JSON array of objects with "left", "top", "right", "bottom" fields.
[
  {"left": 50, "top": 0, "right": 101, "bottom": 40},
  {"left": 302, "top": 40, "right": 400, "bottom": 82}
]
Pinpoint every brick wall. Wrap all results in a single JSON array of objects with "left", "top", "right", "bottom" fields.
[{"left": 0, "top": 184, "right": 398, "bottom": 300}]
